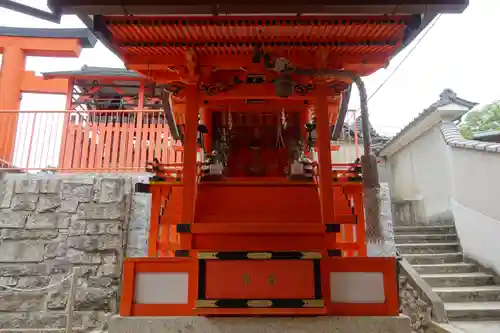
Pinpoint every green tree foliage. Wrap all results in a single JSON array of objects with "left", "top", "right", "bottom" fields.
[{"left": 460, "top": 101, "right": 500, "bottom": 139}]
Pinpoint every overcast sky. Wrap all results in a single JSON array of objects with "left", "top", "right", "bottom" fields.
[{"left": 1, "top": 0, "right": 498, "bottom": 136}]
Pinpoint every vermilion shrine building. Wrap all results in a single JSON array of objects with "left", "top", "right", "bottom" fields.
[{"left": 0, "top": 1, "right": 469, "bottom": 332}]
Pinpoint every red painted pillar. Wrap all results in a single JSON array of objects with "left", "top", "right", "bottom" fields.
[
  {"left": 0, "top": 46, "right": 25, "bottom": 164},
  {"left": 314, "top": 81, "right": 335, "bottom": 228}
]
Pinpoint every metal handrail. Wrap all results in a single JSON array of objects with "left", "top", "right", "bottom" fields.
[{"left": 0, "top": 267, "right": 81, "bottom": 332}]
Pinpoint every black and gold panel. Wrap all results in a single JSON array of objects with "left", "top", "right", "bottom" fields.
[{"left": 196, "top": 251, "right": 323, "bottom": 309}]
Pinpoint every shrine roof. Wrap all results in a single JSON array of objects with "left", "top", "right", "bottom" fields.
[
  {"left": 48, "top": 0, "right": 469, "bottom": 16},
  {"left": 87, "top": 14, "right": 428, "bottom": 81},
  {"left": 28, "top": 1, "right": 465, "bottom": 86},
  {"left": 106, "top": 15, "right": 407, "bottom": 54},
  {"left": 45, "top": 1, "right": 468, "bottom": 66},
  {"left": 4, "top": 1, "right": 468, "bottom": 83},
  {"left": 0, "top": 27, "right": 97, "bottom": 48},
  {"left": 43, "top": 65, "right": 145, "bottom": 80},
  {"left": 43, "top": 66, "right": 154, "bottom": 99}
]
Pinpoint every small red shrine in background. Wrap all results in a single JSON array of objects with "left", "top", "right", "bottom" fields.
[{"left": 43, "top": 65, "right": 184, "bottom": 171}]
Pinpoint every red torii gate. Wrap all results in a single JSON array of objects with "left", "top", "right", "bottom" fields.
[{"left": 0, "top": 27, "right": 96, "bottom": 165}]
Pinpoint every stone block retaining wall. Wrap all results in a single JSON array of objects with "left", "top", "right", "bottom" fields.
[
  {"left": 0, "top": 174, "right": 151, "bottom": 332},
  {"left": 399, "top": 275, "right": 432, "bottom": 333}
]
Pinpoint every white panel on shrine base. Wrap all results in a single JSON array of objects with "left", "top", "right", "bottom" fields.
[
  {"left": 330, "top": 272, "right": 385, "bottom": 303},
  {"left": 134, "top": 272, "right": 189, "bottom": 304}
]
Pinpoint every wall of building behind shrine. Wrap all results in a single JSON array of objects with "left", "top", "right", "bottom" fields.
[
  {"left": 386, "top": 125, "right": 453, "bottom": 223},
  {"left": 0, "top": 173, "right": 150, "bottom": 331},
  {"left": 383, "top": 115, "right": 500, "bottom": 276}
]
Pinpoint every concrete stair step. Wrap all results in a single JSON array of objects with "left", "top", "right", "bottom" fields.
[
  {"left": 445, "top": 301, "right": 500, "bottom": 320},
  {"left": 393, "top": 225, "right": 455, "bottom": 235},
  {"left": 435, "top": 285, "right": 500, "bottom": 302},
  {"left": 403, "top": 252, "right": 463, "bottom": 265},
  {"left": 397, "top": 242, "right": 460, "bottom": 254},
  {"left": 422, "top": 272, "right": 495, "bottom": 287},
  {"left": 432, "top": 322, "right": 468, "bottom": 333},
  {"left": 413, "top": 263, "right": 477, "bottom": 274},
  {"left": 394, "top": 233, "right": 458, "bottom": 244},
  {"left": 452, "top": 320, "right": 500, "bottom": 333}
]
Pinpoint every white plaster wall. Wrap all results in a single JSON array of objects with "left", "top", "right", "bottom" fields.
[
  {"left": 450, "top": 148, "right": 500, "bottom": 274},
  {"left": 377, "top": 157, "right": 391, "bottom": 184},
  {"left": 452, "top": 200, "right": 500, "bottom": 274},
  {"left": 389, "top": 147, "right": 417, "bottom": 200},
  {"left": 450, "top": 148, "right": 500, "bottom": 221},
  {"left": 388, "top": 125, "right": 453, "bottom": 221},
  {"left": 386, "top": 120, "right": 500, "bottom": 273}
]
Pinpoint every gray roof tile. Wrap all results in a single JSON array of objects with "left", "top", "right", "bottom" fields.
[
  {"left": 465, "top": 142, "right": 481, "bottom": 149},
  {"left": 43, "top": 65, "right": 144, "bottom": 78},
  {"left": 484, "top": 144, "right": 499, "bottom": 152},
  {"left": 474, "top": 143, "right": 489, "bottom": 151},
  {"left": 438, "top": 122, "right": 500, "bottom": 153},
  {"left": 377, "top": 89, "right": 478, "bottom": 155}
]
